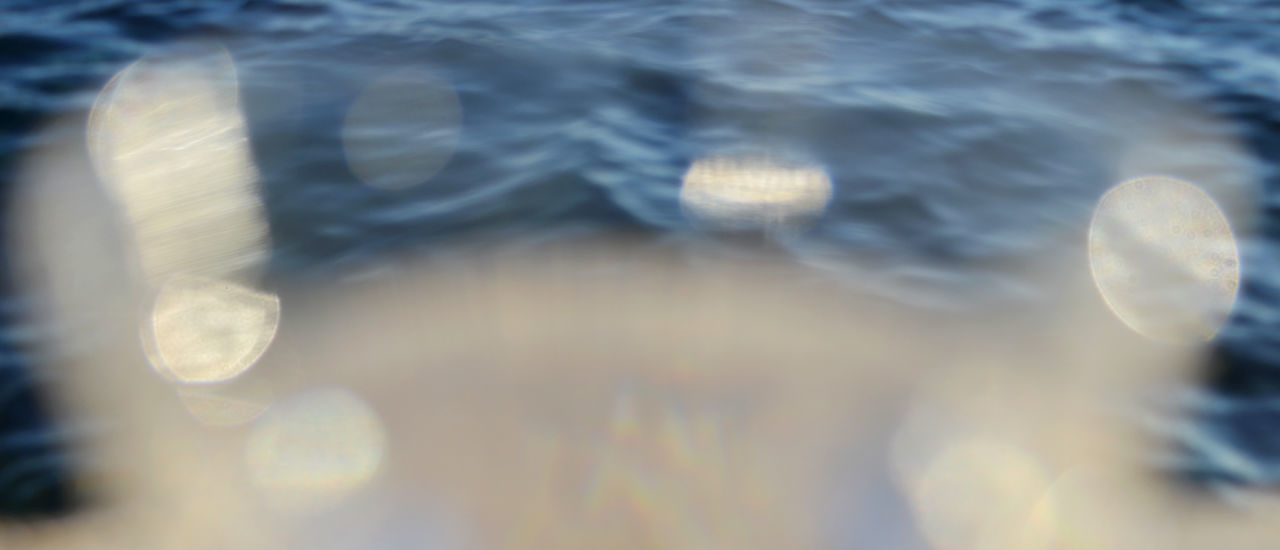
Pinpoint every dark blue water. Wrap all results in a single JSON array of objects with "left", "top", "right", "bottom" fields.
[{"left": 3, "top": 0, "right": 1280, "bottom": 516}]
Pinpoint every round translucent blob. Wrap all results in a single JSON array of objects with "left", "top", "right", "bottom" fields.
[
  {"left": 245, "top": 388, "right": 386, "bottom": 502},
  {"left": 507, "top": 388, "right": 786, "bottom": 549},
  {"left": 87, "top": 44, "right": 270, "bottom": 285},
  {"left": 1027, "top": 468, "right": 1176, "bottom": 550},
  {"left": 582, "top": 392, "right": 734, "bottom": 540},
  {"left": 1088, "top": 176, "right": 1240, "bottom": 343},
  {"left": 342, "top": 69, "right": 462, "bottom": 190},
  {"left": 144, "top": 276, "right": 281, "bottom": 384},
  {"left": 909, "top": 439, "right": 1052, "bottom": 550},
  {"left": 679, "top": 156, "right": 833, "bottom": 231}
]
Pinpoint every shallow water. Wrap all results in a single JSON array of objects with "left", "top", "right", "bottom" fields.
[{"left": 2, "top": 0, "right": 1280, "bottom": 519}]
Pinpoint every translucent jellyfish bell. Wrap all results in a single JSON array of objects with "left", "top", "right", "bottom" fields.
[
  {"left": 1088, "top": 176, "right": 1240, "bottom": 343},
  {"left": 680, "top": 155, "right": 833, "bottom": 232},
  {"left": 143, "top": 276, "right": 281, "bottom": 384}
]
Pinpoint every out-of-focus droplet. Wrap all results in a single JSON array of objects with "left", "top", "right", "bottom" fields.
[
  {"left": 343, "top": 69, "right": 462, "bottom": 190},
  {"left": 177, "top": 380, "right": 274, "bottom": 427},
  {"left": 1028, "top": 467, "right": 1176, "bottom": 550},
  {"left": 910, "top": 439, "right": 1051, "bottom": 550},
  {"left": 1088, "top": 176, "right": 1240, "bottom": 343},
  {"left": 87, "top": 44, "right": 270, "bottom": 285},
  {"left": 245, "top": 388, "right": 386, "bottom": 505},
  {"left": 144, "top": 276, "right": 280, "bottom": 384},
  {"left": 680, "top": 156, "right": 832, "bottom": 232}
]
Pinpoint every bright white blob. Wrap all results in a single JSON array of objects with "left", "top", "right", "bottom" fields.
[
  {"left": 144, "top": 276, "right": 281, "bottom": 384},
  {"left": 1088, "top": 176, "right": 1240, "bottom": 343},
  {"left": 680, "top": 156, "right": 833, "bottom": 232}
]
